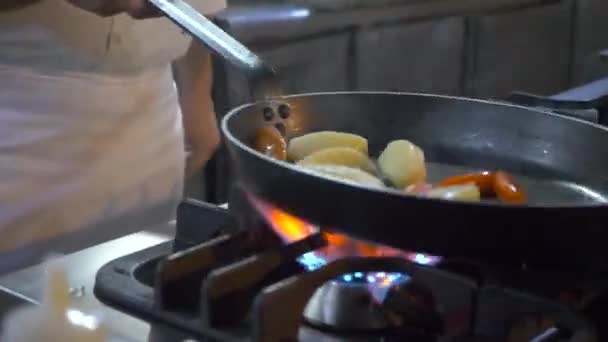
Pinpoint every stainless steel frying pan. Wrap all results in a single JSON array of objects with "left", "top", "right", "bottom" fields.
[{"left": 151, "top": 0, "right": 608, "bottom": 270}]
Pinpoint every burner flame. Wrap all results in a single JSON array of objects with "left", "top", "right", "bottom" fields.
[{"left": 250, "top": 197, "right": 442, "bottom": 281}]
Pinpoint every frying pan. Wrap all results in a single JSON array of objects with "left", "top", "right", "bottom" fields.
[{"left": 151, "top": 0, "right": 608, "bottom": 270}]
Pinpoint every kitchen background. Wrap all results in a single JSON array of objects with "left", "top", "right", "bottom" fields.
[{"left": 186, "top": 0, "right": 608, "bottom": 203}]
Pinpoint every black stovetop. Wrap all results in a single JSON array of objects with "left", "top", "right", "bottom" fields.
[{"left": 94, "top": 198, "right": 602, "bottom": 342}]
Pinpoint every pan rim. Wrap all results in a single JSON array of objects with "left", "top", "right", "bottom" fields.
[{"left": 221, "top": 91, "right": 608, "bottom": 210}]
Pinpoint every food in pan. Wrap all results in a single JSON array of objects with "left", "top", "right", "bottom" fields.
[
  {"left": 255, "top": 126, "right": 288, "bottom": 160},
  {"left": 302, "top": 165, "right": 385, "bottom": 189},
  {"left": 438, "top": 170, "right": 526, "bottom": 204},
  {"left": 426, "top": 184, "right": 481, "bottom": 201},
  {"left": 404, "top": 182, "right": 482, "bottom": 201},
  {"left": 437, "top": 171, "right": 495, "bottom": 195},
  {"left": 297, "top": 147, "right": 377, "bottom": 174},
  {"left": 287, "top": 131, "right": 368, "bottom": 161},
  {"left": 404, "top": 182, "right": 434, "bottom": 194},
  {"left": 377, "top": 139, "right": 426, "bottom": 188},
  {"left": 255, "top": 129, "right": 526, "bottom": 203},
  {"left": 493, "top": 171, "right": 526, "bottom": 203}
]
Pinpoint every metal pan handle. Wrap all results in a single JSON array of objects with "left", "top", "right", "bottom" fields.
[
  {"left": 506, "top": 77, "right": 608, "bottom": 126},
  {"left": 148, "top": 0, "right": 279, "bottom": 98}
]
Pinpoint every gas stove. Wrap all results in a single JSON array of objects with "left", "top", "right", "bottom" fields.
[{"left": 93, "top": 187, "right": 606, "bottom": 342}]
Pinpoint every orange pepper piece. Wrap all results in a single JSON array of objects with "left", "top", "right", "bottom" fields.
[
  {"left": 255, "top": 126, "right": 287, "bottom": 160},
  {"left": 438, "top": 170, "right": 527, "bottom": 203},
  {"left": 437, "top": 171, "right": 495, "bottom": 195},
  {"left": 493, "top": 171, "right": 527, "bottom": 204}
]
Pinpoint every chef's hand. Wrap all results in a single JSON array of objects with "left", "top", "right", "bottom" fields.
[{"left": 65, "top": 0, "right": 161, "bottom": 18}]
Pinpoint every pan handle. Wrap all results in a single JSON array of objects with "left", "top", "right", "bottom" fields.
[
  {"left": 506, "top": 77, "right": 608, "bottom": 126},
  {"left": 148, "top": 0, "right": 280, "bottom": 99},
  {"left": 599, "top": 49, "right": 608, "bottom": 62}
]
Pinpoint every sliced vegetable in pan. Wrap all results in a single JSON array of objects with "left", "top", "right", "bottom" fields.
[
  {"left": 427, "top": 184, "right": 481, "bottom": 201},
  {"left": 404, "top": 182, "right": 434, "bottom": 195},
  {"left": 255, "top": 126, "right": 287, "bottom": 160},
  {"left": 438, "top": 170, "right": 527, "bottom": 203},
  {"left": 301, "top": 164, "right": 385, "bottom": 189},
  {"left": 297, "top": 147, "right": 376, "bottom": 174},
  {"left": 287, "top": 131, "right": 368, "bottom": 161},
  {"left": 437, "top": 171, "right": 494, "bottom": 195},
  {"left": 377, "top": 139, "right": 426, "bottom": 188},
  {"left": 493, "top": 171, "right": 527, "bottom": 204},
  {"left": 254, "top": 128, "right": 526, "bottom": 203}
]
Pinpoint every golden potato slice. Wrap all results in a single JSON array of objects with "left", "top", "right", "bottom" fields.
[
  {"left": 296, "top": 147, "right": 376, "bottom": 174},
  {"left": 287, "top": 131, "right": 368, "bottom": 161},
  {"left": 426, "top": 185, "right": 481, "bottom": 201},
  {"left": 377, "top": 140, "right": 427, "bottom": 188},
  {"left": 300, "top": 164, "right": 385, "bottom": 189}
]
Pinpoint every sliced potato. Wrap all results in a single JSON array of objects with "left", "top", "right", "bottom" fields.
[
  {"left": 287, "top": 131, "right": 368, "bottom": 161},
  {"left": 377, "top": 140, "right": 426, "bottom": 188},
  {"left": 297, "top": 147, "right": 376, "bottom": 174},
  {"left": 427, "top": 185, "right": 481, "bottom": 201},
  {"left": 300, "top": 164, "right": 385, "bottom": 189},
  {"left": 404, "top": 182, "right": 433, "bottom": 195}
]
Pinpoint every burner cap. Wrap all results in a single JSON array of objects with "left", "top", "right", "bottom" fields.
[
  {"left": 303, "top": 276, "right": 390, "bottom": 332},
  {"left": 303, "top": 271, "right": 444, "bottom": 337}
]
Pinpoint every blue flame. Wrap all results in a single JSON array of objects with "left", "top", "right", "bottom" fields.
[
  {"left": 413, "top": 253, "right": 436, "bottom": 265},
  {"left": 298, "top": 252, "right": 326, "bottom": 271},
  {"left": 296, "top": 250, "right": 437, "bottom": 289},
  {"left": 297, "top": 251, "right": 409, "bottom": 293}
]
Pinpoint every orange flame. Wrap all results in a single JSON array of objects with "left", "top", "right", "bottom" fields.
[
  {"left": 251, "top": 197, "right": 409, "bottom": 260},
  {"left": 249, "top": 195, "right": 442, "bottom": 308},
  {"left": 265, "top": 206, "right": 314, "bottom": 242}
]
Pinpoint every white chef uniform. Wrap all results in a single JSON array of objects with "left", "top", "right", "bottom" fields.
[{"left": 0, "top": 0, "right": 226, "bottom": 274}]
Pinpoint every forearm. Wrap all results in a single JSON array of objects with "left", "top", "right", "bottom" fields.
[
  {"left": 174, "top": 43, "right": 215, "bottom": 114},
  {"left": 173, "top": 41, "right": 220, "bottom": 175},
  {"left": 0, "top": 0, "right": 40, "bottom": 12}
]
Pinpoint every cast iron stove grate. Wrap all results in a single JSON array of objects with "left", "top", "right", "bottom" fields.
[{"left": 94, "top": 194, "right": 598, "bottom": 342}]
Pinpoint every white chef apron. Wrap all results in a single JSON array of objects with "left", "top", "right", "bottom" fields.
[{"left": 0, "top": 63, "right": 184, "bottom": 274}]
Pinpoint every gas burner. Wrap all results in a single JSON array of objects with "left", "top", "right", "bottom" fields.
[
  {"left": 303, "top": 271, "right": 446, "bottom": 340},
  {"left": 303, "top": 272, "right": 410, "bottom": 331},
  {"left": 251, "top": 193, "right": 447, "bottom": 334},
  {"left": 383, "top": 279, "right": 444, "bottom": 336},
  {"left": 303, "top": 277, "right": 390, "bottom": 332}
]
